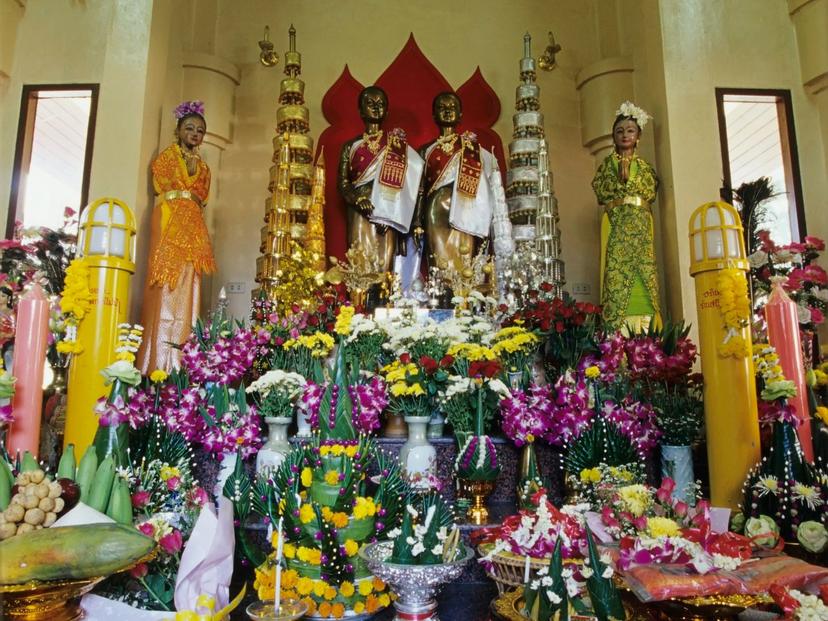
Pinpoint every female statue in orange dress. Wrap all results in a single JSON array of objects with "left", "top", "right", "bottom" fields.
[{"left": 136, "top": 101, "right": 216, "bottom": 373}]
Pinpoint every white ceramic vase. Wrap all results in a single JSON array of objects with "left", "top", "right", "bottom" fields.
[
  {"left": 256, "top": 416, "right": 293, "bottom": 475},
  {"left": 399, "top": 416, "right": 437, "bottom": 490}
]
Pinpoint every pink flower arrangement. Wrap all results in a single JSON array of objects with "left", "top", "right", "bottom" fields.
[
  {"left": 159, "top": 530, "right": 184, "bottom": 554},
  {"left": 200, "top": 403, "right": 262, "bottom": 459},
  {"left": 477, "top": 494, "right": 588, "bottom": 562},
  {"left": 299, "top": 381, "right": 325, "bottom": 430},
  {"left": 94, "top": 392, "right": 149, "bottom": 429},
  {"left": 601, "top": 398, "right": 662, "bottom": 457},
  {"left": 499, "top": 383, "right": 554, "bottom": 447},
  {"left": 623, "top": 334, "right": 697, "bottom": 384},
  {"left": 181, "top": 323, "right": 258, "bottom": 386},
  {"left": 545, "top": 373, "right": 594, "bottom": 447},
  {"left": 348, "top": 376, "right": 388, "bottom": 435},
  {"left": 156, "top": 384, "right": 208, "bottom": 442},
  {"left": 0, "top": 404, "right": 13, "bottom": 426}
]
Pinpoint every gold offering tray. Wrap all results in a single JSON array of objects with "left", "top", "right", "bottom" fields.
[
  {"left": 0, "top": 576, "right": 105, "bottom": 621},
  {"left": 490, "top": 587, "right": 775, "bottom": 621}
]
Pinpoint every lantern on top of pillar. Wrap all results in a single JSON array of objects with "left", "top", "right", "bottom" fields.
[
  {"left": 688, "top": 201, "right": 760, "bottom": 509},
  {"left": 63, "top": 198, "right": 136, "bottom": 451}
]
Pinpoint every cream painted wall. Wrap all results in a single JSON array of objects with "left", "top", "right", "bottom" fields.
[
  {"left": 656, "top": 0, "right": 828, "bottom": 328},
  {"left": 210, "top": 0, "right": 603, "bottom": 319},
  {"left": 0, "top": 0, "right": 114, "bottom": 231},
  {"left": 2, "top": 0, "right": 827, "bottom": 335}
]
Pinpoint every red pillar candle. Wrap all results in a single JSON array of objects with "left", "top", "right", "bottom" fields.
[
  {"left": 7, "top": 283, "right": 50, "bottom": 456},
  {"left": 765, "top": 278, "right": 813, "bottom": 462}
]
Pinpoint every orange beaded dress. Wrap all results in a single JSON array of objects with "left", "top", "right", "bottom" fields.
[{"left": 136, "top": 144, "right": 216, "bottom": 373}]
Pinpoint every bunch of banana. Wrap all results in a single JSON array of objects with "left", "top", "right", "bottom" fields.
[{"left": 64, "top": 444, "right": 133, "bottom": 525}]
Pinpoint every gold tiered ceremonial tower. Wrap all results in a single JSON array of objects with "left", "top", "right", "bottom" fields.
[
  {"left": 505, "top": 33, "right": 565, "bottom": 297},
  {"left": 255, "top": 25, "right": 326, "bottom": 297}
]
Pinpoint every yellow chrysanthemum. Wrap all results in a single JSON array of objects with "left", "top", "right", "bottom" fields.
[
  {"left": 618, "top": 484, "right": 652, "bottom": 518},
  {"left": 301, "top": 467, "right": 313, "bottom": 487},
  {"left": 345, "top": 445, "right": 358, "bottom": 458},
  {"left": 299, "top": 503, "right": 315, "bottom": 524},
  {"left": 358, "top": 579, "right": 373, "bottom": 596},
  {"left": 580, "top": 467, "right": 601, "bottom": 484},
  {"left": 301, "top": 597, "right": 316, "bottom": 615},
  {"left": 150, "top": 369, "right": 168, "bottom": 383},
  {"left": 320, "top": 445, "right": 330, "bottom": 456},
  {"left": 331, "top": 602, "right": 345, "bottom": 619},
  {"left": 334, "top": 305, "right": 355, "bottom": 336},
  {"left": 283, "top": 543, "right": 296, "bottom": 559},
  {"left": 353, "top": 601, "right": 366, "bottom": 614},
  {"left": 647, "top": 516, "right": 681, "bottom": 538},
  {"left": 296, "top": 576, "right": 314, "bottom": 596},
  {"left": 816, "top": 406, "right": 828, "bottom": 425},
  {"left": 318, "top": 602, "right": 332, "bottom": 618},
  {"left": 339, "top": 581, "right": 355, "bottom": 597},
  {"left": 584, "top": 365, "right": 601, "bottom": 379},
  {"left": 281, "top": 569, "right": 298, "bottom": 590},
  {"left": 377, "top": 593, "right": 391, "bottom": 608},
  {"left": 331, "top": 512, "right": 349, "bottom": 528},
  {"left": 159, "top": 465, "right": 181, "bottom": 481},
  {"left": 344, "top": 539, "right": 359, "bottom": 556},
  {"left": 313, "top": 580, "right": 327, "bottom": 598},
  {"left": 325, "top": 470, "right": 340, "bottom": 485},
  {"left": 323, "top": 586, "right": 337, "bottom": 601}
]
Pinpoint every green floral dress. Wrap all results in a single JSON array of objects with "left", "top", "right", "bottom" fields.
[{"left": 591, "top": 153, "right": 660, "bottom": 330}]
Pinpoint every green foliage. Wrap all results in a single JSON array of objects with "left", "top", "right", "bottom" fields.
[
  {"left": 373, "top": 449, "right": 408, "bottom": 538},
  {"left": 389, "top": 492, "right": 457, "bottom": 565},
  {"left": 584, "top": 526, "right": 625, "bottom": 621},
  {"left": 564, "top": 419, "right": 639, "bottom": 475},
  {"left": 651, "top": 383, "right": 704, "bottom": 446}
]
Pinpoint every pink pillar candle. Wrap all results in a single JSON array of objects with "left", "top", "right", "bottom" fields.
[
  {"left": 7, "top": 283, "right": 50, "bottom": 456},
  {"left": 765, "top": 279, "right": 813, "bottom": 462}
]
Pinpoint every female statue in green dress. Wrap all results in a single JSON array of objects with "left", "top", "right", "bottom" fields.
[{"left": 591, "top": 101, "right": 660, "bottom": 331}]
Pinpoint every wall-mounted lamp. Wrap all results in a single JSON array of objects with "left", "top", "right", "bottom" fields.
[
  {"left": 538, "top": 31, "right": 562, "bottom": 71},
  {"left": 259, "top": 25, "right": 279, "bottom": 67}
]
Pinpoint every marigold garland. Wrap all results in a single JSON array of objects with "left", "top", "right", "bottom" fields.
[
  {"left": 55, "top": 257, "right": 93, "bottom": 355},
  {"left": 716, "top": 268, "right": 751, "bottom": 358}
]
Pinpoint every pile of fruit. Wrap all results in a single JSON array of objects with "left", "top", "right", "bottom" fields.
[{"left": 0, "top": 451, "right": 79, "bottom": 539}]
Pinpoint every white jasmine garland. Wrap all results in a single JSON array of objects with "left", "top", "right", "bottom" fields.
[
  {"left": 615, "top": 100, "right": 652, "bottom": 129},
  {"left": 411, "top": 542, "right": 425, "bottom": 556},
  {"left": 547, "top": 591, "right": 562, "bottom": 604}
]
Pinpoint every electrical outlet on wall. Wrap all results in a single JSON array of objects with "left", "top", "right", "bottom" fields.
[
  {"left": 226, "top": 282, "right": 246, "bottom": 294},
  {"left": 572, "top": 283, "right": 591, "bottom": 295}
]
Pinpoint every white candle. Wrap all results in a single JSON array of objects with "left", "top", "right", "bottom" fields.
[
  {"left": 524, "top": 555, "right": 530, "bottom": 583},
  {"left": 274, "top": 516, "right": 284, "bottom": 614}
]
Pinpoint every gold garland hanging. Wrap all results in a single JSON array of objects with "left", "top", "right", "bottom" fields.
[{"left": 716, "top": 267, "right": 751, "bottom": 358}]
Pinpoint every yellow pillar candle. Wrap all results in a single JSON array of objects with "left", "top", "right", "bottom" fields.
[
  {"left": 64, "top": 198, "right": 136, "bottom": 450},
  {"left": 688, "top": 201, "right": 760, "bottom": 509}
]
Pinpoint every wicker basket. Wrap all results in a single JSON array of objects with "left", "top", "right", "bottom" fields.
[{"left": 478, "top": 543, "right": 552, "bottom": 595}]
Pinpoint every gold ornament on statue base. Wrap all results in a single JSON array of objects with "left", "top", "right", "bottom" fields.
[
  {"left": 326, "top": 241, "right": 386, "bottom": 308},
  {"left": 441, "top": 241, "right": 496, "bottom": 302}
]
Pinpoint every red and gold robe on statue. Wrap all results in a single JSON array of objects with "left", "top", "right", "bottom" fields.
[
  {"left": 349, "top": 128, "right": 423, "bottom": 234},
  {"left": 137, "top": 144, "right": 215, "bottom": 373}
]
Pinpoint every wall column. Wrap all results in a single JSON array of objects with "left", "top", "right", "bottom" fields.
[
  {"left": 789, "top": 0, "right": 828, "bottom": 180},
  {"left": 179, "top": 52, "right": 240, "bottom": 309},
  {"left": 575, "top": 56, "right": 635, "bottom": 162}
]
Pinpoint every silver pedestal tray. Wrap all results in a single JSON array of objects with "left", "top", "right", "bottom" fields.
[{"left": 359, "top": 541, "right": 474, "bottom": 621}]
